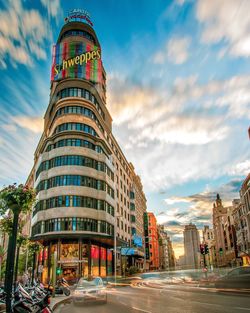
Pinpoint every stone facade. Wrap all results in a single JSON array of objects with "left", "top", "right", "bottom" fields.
[{"left": 28, "top": 18, "right": 146, "bottom": 282}]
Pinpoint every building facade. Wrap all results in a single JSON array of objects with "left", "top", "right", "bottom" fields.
[
  {"left": 28, "top": 13, "right": 146, "bottom": 283},
  {"left": 212, "top": 194, "right": 227, "bottom": 267},
  {"left": 221, "top": 203, "right": 238, "bottom": 267},
  {"left": 158, "top": 225, "right": 169, "bottom": 271},
  {"left": 167, "top": 236, "right": 175, "bottom": 270},
  {"left": 213, "top": 195, "right": 239, "bottom": 267},
  {"left": 145, "top": 213, "right": 159, "bottom": 270},
  {"left": 183, "top": 223, "right": 200, "bottom": 269},
  {"left": 202, "top": 225, "right": 215, "bottom": 269},
  {"left": 233, "top": 175, "right": 250, "bottom": 265}
]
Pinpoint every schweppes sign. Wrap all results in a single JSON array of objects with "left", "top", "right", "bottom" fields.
[{"left": 51, "top": 42, "right": 102, "bottom": 83}]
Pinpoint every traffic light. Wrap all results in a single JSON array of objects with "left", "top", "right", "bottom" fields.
[
  {"left": 200, "top": 244, "right": 205, "bottom": 255},
  {"left": 205, "top": 244, "right": 209, "bottom": 254},
  {"left": 56, "top": 268, "right": 62, "bottom": 275},
  {"left": 219, "top": 248, "right": 223, "bottom": 255}
]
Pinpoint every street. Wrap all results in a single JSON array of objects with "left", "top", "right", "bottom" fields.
[{"left": 55, "top": 283, "right": 250, "bottom": 313}]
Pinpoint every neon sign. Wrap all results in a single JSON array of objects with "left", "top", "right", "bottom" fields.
[
  {"left": 64, "top": 9, "right": 93, "bottom": 27},
  {"left": 51, "top": 42, "right": 102, "bottom": 83}
]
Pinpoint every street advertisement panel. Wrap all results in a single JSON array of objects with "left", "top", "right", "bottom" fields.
[
  {"left": 91, "top": 245, "right": 99, "bottom": 276},
  {"left": 100, "top": 247, "right": 106, "bottom": 277},
  {"left": 107, "top": 249, "right": 112, "bottom": 275}
]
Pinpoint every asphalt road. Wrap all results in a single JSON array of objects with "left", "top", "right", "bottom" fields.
[{"left": 55, "top": 284, "right": 250, "bottom": 313}]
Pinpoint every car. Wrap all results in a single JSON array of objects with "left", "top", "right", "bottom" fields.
[
  {"left": 215, "top": 266, "right": 250, "bottom": 289},
  {"left": 73, "top": 277, "right": 107, "bottom": 305}
]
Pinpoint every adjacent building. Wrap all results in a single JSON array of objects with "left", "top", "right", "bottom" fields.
[
  {"left": 167, "top": 236, "right": 176, "bottom": 270},
  {"left": 212, "top": 194, "right": 228, "bottom": 267},
  {"left": 28, "top": 11, "right": 146, "bottom": 282},
  {"left": 202, "top": 225, "right": 215, "bottom": 269},
  {"left": 158, "top": 225, "right": 169, "bottom": 270},
  {"left": 145, "top": 213, "right": 159, "bottom": 270},
  {"left": 183, "top": 223, "right": 200, "bottom": 269},
  {"left": 233, "top": 175, "right": 250, "bottom": 266}
]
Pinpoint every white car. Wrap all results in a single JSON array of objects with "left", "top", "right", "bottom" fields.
[{"left": 73, "top": 277, "right": 107, "bottom": 305}]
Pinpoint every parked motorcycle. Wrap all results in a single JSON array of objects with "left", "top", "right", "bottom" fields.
[
  {"left": 11, "top": 281, "right": 53, "bottom": 312},
  {"left": 53, "top": 278, "right": 70, "bottom": 296}
]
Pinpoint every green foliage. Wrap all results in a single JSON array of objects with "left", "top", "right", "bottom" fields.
[
  {"left": 17, "top": 235, "right": 28, "bottom": 247},
  {"left": 0, "top": 183, "right": 36, "bottom": 215},
  {"left": 17, "top": 248, "right": 33, "bottom": 276},
  {"left": 28, "top": 241, "right": 42, "bottom": 255},
  {"left": 0, "top": 183, "right": 36, "bottom": 235},
  {"left": 128, "top": 266, "right": 139, "bottom": 275},
  {"left": 0, "top": 246, "right": 5, "bottom": 258}
]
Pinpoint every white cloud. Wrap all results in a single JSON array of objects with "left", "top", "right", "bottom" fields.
[
  {"left": 165, "top": 198, "right": 192, "bottom": 205},
  {"left": 175, "top": 0, "right": 186, "bottom": 5},
  {"left": 130, "top": 115, "right": 229, "bottom": 145},
  {"left": 167, "top": 37, "right": 191, "bottom": 64},
  {"left": 0, "top": 0, "right": 52, "bottom": 67},
  {"left": 40, "top": 0, "right": 63, "bottom": 24},
  {"left": 153, "top": 37, "right": 191, "bottom": 65},
  {"left": 196, "top": 0, "right": 250, "bottom": 57},
  {"left": 229, "top": 160, "right": 250, "bottom": 176}
]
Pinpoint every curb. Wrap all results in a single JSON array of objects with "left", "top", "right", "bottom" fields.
[{"left": 52, "top": 296, "right": 72, "bottom": 311}]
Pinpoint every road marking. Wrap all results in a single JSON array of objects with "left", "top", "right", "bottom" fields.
[
  {"left": 132, "top": 306, "right": 152, "bottom": 313},
  {"left": 234, "top": 308, "right": 250, "bottom": 311},
  {"left": 191, "top": 301, "right": 222, "bottom": 307}
]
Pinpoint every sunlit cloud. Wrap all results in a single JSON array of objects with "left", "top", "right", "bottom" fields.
[
  {"left": 197, "top": 0, "right": 250, "bottom": 57},
  {"left": 12, "top": 116, "right": 44, "bottom": 133}
]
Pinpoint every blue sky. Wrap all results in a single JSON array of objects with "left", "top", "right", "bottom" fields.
[{"left": 0, "top": 0, "right": 249, "bottom": 257}]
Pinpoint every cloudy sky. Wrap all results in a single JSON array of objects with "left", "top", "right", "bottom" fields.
[{"left": 0, "top": 0, "right": 249, "bottom": 258}]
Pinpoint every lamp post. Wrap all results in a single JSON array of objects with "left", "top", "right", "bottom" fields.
[
  {"left": 143, "top": 237, "right": 147, "bottom": 272},
  {"left": 114, "top": 214, "right": 122, "bottom": 285}
]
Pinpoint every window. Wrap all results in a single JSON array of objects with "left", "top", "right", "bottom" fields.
[
  {"left": 32, "top": 218, "right": 113, "bottom": 236},
  {"left": 54, "top": 122, "right": 98, "bottom": 137},
  {"left": 36, "top": 155, "right": 114, "bottom": 179},
  {"left": 36, "top": 175, "right": 114, "bottom": 199},
  {"left": 56, "top": 88, "right": 105, "bottom": 120}
]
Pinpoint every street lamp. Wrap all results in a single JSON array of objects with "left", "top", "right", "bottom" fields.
[{"left": 114, "top": 214, "right": 122, "bottom": 285}]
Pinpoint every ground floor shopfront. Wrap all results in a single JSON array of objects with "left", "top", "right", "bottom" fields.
[{"left": 37, "top": 238, "right": 113, "bottom": 284}]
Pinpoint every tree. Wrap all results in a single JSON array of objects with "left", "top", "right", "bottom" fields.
[{"left": 0, "top": 183, "right": 36, "bottom": 312}]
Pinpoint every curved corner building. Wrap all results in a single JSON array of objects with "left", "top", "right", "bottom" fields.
[{"left": 29, "top": 11, "right": 147, "bottom": 283}]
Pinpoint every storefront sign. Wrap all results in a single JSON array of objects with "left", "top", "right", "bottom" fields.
[
  {"left": 64, "top": 9, "right": 93, "bottom": 26},
  {"left": 61, "top": 243, "right": 79, "bottom": 261},
  {"left": 133, "top": 235, "right": 143, "bottom": 248},
  {"left": 121, "top": 248, "right": 135, "bottom": 256}
]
